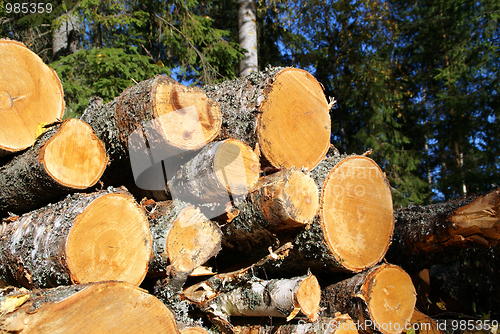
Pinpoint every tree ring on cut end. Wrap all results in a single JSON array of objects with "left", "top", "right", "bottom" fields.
[
  {"left": 214, "top": 139, "right": 260, "bottom": 195},
  {"left": 258, "top": 68, "right": 330, "bottom": 170},
  {"left": 320, "top": 156, "right": 393, "bottom": 272},
  {"left": 363, "top": 264, "right": 416, "bottom": 334},
  {"left": 66, "top": 194, "right": 151, "bottom": 286}
]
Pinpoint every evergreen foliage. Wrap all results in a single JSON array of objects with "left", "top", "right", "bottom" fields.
[{"left": 1, "top": 0, "right": 498, "bottom": 205}]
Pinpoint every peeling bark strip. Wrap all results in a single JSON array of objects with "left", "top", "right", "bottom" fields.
[
  {"left": 0, "top": 187, "right": 151, "bottom": 289},
  {"left": 265, "top": 155, "right": 393, "bottom": 275},
  {"left": 183, "top": 273, "right": 321, "bottom": 333},
  {"left": 80, "top": 74, "right": 221, "bottom": 185},
  {"left": 0, "top": 39, "right": 65, "bottom": 157},
  {"left": 220, "top": 167, "right": 319, "bottom": 251},
  {"left": 143, "top": 199, "right": 222, "bottom": 280},
  {"left": 0, "top": 281, "right": 178, "bottom": 333},
  {"left": 321, "top": 264, "right": 416, "bottom": 334},
  {"left": 233, "top": 313, "right": 359, "bottom": 334},
  {"left": 391, "top": 189, "right": 500, "bottom": 253},
  {"left": 0, "top": 118, "right": 107, "bottom": 215},
  {"left": 204, "top": 66, "right": 331, "bottom": 170},
  {"left": 168, "top": 138, "right": 260, "bottom": 216}
]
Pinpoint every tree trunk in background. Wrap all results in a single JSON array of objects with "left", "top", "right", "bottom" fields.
[
  {"left": 52, "top": 13, "right": 80, "bottom": 61},
  {"left": 238, "top": 0, "right": 258, "bottom": 76},
  {"left": 0, "top": 281, "right": 178, "bottom": 334}
]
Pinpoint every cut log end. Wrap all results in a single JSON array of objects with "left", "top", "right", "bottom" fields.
[
  {"left": 295, "top": 274, "right": 321, "bottom": 322},
  {"left": 166, "top": 205, "right": 222, "bottom": 273},
  {"left": 258, "top": 68, "right": 330, "bottom": 170},
  {"left": 0, "top": 40, "right": 64, "bottom": 156},
  {"left": 363, "top": 264, "right": 416, "bottom": 334},
  {"left": 321, "top": 156, "right": 393, "bottom": 271},
  {"left": 282, "top": 168, "right": 319, "bottom": 226},
  {"left": 66, "top": 194, "right": 151, "bottom": 286},
  {"left": 3, "top": 282, "right": 178, "bottom": 334},
  {"left": 42, "top": 118, "right": 108, "bottom": 188},
  {"left": 214, "top": 139, "right": 260, "bottom": 195},
  {"left": 154, "top": 78, "right": 221, "bottom": 150},
  {"left": 179, "top": 327, "right": 209, "bottom": 334}
]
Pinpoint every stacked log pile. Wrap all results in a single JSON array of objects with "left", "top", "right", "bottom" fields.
[{"left": 1, "top": 39, "right": 497, "bottom": 333}]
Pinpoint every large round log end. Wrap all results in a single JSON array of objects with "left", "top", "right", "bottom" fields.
[
  {"left": 363, "top": 264, "right": 417, "bottom": 334},
  {"left": 258, "top": 68, "right": 330, "bottom": 170},
  {"left": 321, "top": 156, "right": 393, "bottom": 272},
  {"left": 66, "top": 193, "right": 151, "bottom": 286},
  {"left": 0, "top": 40, "right": 64, "bottom": 156}
]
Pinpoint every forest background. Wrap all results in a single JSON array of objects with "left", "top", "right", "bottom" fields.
[{"left": 1, "top": 0, "right": 498, "bottom": 206}]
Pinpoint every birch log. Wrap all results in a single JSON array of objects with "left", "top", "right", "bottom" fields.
[
  {"left": 204, "top": 66, "right": 331, "bottom": 170},
  {"left": 0, "top": 187, "right": 151, "bottom": 288},
  {"left": 80, "top": 75, "right": 221, "bottom": 186},
  {"left": 220, "top": 167, "right": 319, "bottom": 251},
  {"left": 0, "top": 281, "right": 178, "bottom": 334},
  {"left": 321, "top": 264, "right": 417, "bottom": 334},
  {"left": 0, "top": 118, "right": 107, "bottom": 215}
]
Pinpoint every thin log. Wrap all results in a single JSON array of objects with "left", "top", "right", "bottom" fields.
[
  {"left": 142, "top": 199, "right": 222, "bottom": 289},
  {"left": 183, "top": 273, "right": 321, "bottom": 334},
  {"left": 0, "top": 187, "right": 151, "bottom": 288},
  {"left": 0, "top": 118, "right": 107, "bottom": 215},
  {"left": 220, "top": 167, "right": 319, "bottom": 251},
  {"left": 321, "top": 264, "right": 417, "bottom": 334},
  {"left": 168, "top": 138, "right": 260, "bottom": 218},
  {"left": 0, "top": 281, "right": 178, "bottom": 333},
  {"left": 204, "top": 66, "right": 331, "bottom": 170},
  {"left": 0, "top": 39, "right": 65, "bottom": 157},
  {"left": 80, "top": 75, "right": 221, "bottom": 186}
]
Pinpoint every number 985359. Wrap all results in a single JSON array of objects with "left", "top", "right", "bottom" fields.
[{"left": 5, "top": 3, "right": 53, "bottom": 14}]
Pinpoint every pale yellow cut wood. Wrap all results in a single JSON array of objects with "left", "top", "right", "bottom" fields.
[
  {"left": 258, "top": 68, "right": 330, "bottom": 169},
  {"left": 281, "top": 168, "right": 319, "bottom": 226},
  {"left": 180, "top": 327, "right": 209, "bottom": 334},
  {"left": 1, "top": 282, "right": 178, "bottom": 334},
  {"left": 42, "top": 118, "right": 107, "bottom": 188},
  {"left": 295, "top": 274, "right": 321, "bottom": 322},
  {"left": 154, "top": 79, "right": 221, "bottom": 150},
  {"left": 166, "top": 206, "right": 222, "bottom": 273},
  {"left": 66, "top": 194, "right": 151, "bottom": 286},
  {"left": 321, "top": 156, "right": 393, "bottom": 271},
  {"left": 362, "top": 264, "right": 417, "bottom": 334},
  {"left": 0, "top": 40, "right": 64, "bottom": 156},
  {"left": 214, "top": 139, "right": 260, "bottom": 195}
]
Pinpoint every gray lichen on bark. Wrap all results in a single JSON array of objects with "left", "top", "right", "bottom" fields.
[{"left": 203, "top": 66, "right": 284, "bottom": 149}]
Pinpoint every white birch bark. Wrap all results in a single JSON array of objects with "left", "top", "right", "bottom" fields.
[{"left": 238, "top": 0, "right": 258, "bottom": 76}]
